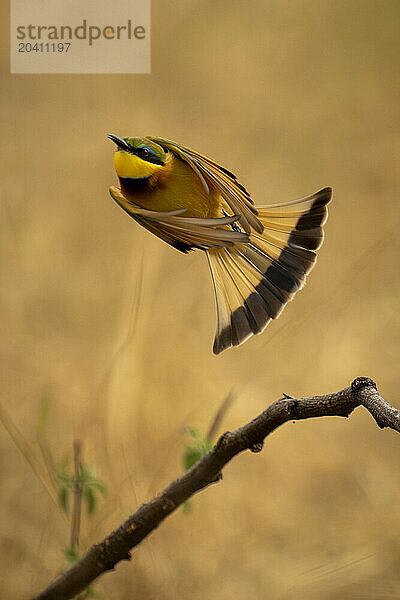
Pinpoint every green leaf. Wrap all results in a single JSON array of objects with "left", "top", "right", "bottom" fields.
[
  {"left": 203, "top": 439, "right": 213, "bottom": 453},
  {"left": 183, "top": 447, "right": 203, "bottom": 471},
  {"left": 183, "top": 427, "right": 213, "bottom": 470},
  {"left": 83, "top": 486, "right": 96, "bottom": 515},
  {"left": 58, "top": 486, "right": 69, "bottom": 513},
  {"left": 186, "top": 427, "right": 201, "bottom": 439},
  {"left": 81, "top": 465, "right": 94, "bottom": 480},
  {"left": 63, "top": 546, "right": 80, "bottom": 564},
  {"left": 90, "top": 479, "right": 107, "bottom": 497},
  {"left": 56, "top": 471, "right": 73, "bottom": 485}
]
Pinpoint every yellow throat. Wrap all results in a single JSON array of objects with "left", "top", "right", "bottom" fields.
[{"left": 114, "top": 150, "right": 164, "bottom": 179}]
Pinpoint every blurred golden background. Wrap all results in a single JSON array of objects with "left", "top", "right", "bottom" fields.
[{"left": 1, "top": 1, "right": 399, "bottom": 598}]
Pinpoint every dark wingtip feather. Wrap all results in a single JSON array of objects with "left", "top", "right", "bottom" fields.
[
  {"left": 295, "top": 188, "right": 331, "bottom": 231},
  {"left": 308, "top": 187, "right": 332, "bottom": 209},
  {"left": 245, "top": 293, "right": 271, "bottom": 334},
  {"left": 213, "top": 326, "right": 232, "bottom": 355},
  {"left": 231, "top": 306, "right": 253, "bottom": 347},
  {"left": 213, "top": 291, "right": 272, "bottom": 354}
]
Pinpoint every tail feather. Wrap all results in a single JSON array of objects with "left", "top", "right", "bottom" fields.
[{"left": 207, "top": 187, "right": 332, "bottom": 354}]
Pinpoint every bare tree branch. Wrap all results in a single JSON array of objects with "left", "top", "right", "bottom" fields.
[{"left": 32, "top": 377, "right": 400, "bottom": 600}]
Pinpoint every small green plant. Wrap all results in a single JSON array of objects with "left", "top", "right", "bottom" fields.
[
  {"left": 183, "top": 427, "right": 213, "bottom": 471},
  {"left": 57, "top": 457, "right": 107, "bottom": 516},
  {"left": 36, "top": 400, "right": 107, "bottom": 598},
  {"left": 182, "top": 428, "right": 213, "bottom": 513},
  {"left": 56, "top": 443, "right": 107, "bottom": 599},
  {"left": 181, "top": 393, "right": 234, "bottom": 512}
]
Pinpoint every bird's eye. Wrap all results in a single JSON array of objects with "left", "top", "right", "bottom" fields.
[{"left": 138, "top": 147, "right": 150, "bottom": 158}]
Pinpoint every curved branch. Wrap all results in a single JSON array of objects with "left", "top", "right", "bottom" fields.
[{"left": 32, "top": 377, "right": 400, "bottom": 600}]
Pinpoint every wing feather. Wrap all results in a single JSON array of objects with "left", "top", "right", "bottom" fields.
[
  {"left": 147, "top": 136, "right": 263, "bottom": 234},
  {"left": 109, "top": 185, "right": 249, "bottom": 251}
]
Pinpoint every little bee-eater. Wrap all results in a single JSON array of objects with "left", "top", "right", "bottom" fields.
[{"left": 108, "top": 134, "right": 332, "bottom": 354}]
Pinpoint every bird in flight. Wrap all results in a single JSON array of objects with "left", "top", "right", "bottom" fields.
[{"left": 108, "top": 134, "right": 332, "bottom": 354}]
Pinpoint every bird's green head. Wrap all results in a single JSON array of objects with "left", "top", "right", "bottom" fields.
[{"left": 108, "top": 134, "right": 168, "bottom": 181}]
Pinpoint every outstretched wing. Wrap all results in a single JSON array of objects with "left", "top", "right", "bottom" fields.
[
  {"left": 147, "top": 136, "right": 263, "bottom": 235},
  {"left": 109, "top": 186, "right": 249, "bottom": 252}
]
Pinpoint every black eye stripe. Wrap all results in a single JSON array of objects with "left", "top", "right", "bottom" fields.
[
  {"left": 114, "top": 140, "right": 165, "bottom": 166},
  {"left": 132, "top": 147, "right": 165, "bottom": 166}
]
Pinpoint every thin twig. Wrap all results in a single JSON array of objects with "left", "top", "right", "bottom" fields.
[
  {"left": 32, "top": 377, "right": 400, "bottom": 600},
  {"left": 36, "top": 397, "right": 59, "bottom": 494},
  {"left": 70, "top": 441, "right": 82, "bottom": 553},
  {"left": 206, "top": 390, "right": 234, "bottom": 441},
  {"left": 0, "top": 402, "right": 61, "bottom": 511}
]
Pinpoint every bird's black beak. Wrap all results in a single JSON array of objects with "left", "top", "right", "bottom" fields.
[{"left": 107, "top": 134, "right": 132, "bottom": 152}]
